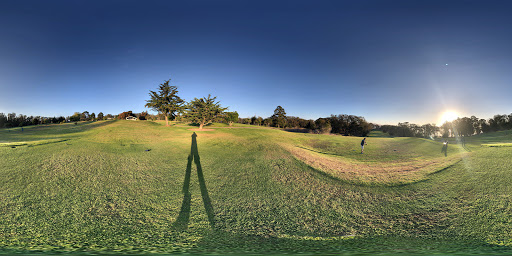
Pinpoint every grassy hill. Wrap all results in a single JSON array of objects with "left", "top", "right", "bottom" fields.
[{"left": 1, "top": 121, "right": 511, "bottom": 255}]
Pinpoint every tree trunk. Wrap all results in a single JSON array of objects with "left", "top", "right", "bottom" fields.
[
  {"left": 199, "top": 117, "right": 206, "bottom": 129},
  {"left": 165, "top": 115, "right": 169, "bottom": 126},
  {"left": 229, "top": 121, "right": 233, "bottom": 126}
]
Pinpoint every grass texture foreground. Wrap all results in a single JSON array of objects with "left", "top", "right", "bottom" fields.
[{"left": 1, "top": 121, "right": 512, "bottom": 255}]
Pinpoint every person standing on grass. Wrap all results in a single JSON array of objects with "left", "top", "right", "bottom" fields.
[
  {"left": 441, "top": 140, "right": 448, "bottom": 157},
  {"left": 361, "top": 137, "right": 367, "bottom": 154}
]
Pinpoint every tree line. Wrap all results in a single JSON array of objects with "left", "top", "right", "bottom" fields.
[
  {"left": 379, "top": 114, "right": 512, "bottom": 138},
  {"left": 9, "top": 77, "right": 509, "bottom": 138},
  {"left": 0, "top": 113, "right": 66, "bottom": 128},
  {"left": 236, "top": 106, "right": 373, "bottom": 137},
  {"left": 1, "top": 78, "right": 373, "bottom": 137},
  {"left": 144, "top": 79, "right": 372, "bottom": 135},
  {"left": 0, "top": 111, "right": 118, "bottom": 128}
]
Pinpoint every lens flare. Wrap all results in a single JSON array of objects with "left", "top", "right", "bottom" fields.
[{"left": 438, "top": 111, "right": 459, "bottom": 126}]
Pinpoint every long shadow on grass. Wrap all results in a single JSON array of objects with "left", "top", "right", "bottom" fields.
[{"left": 173, "top": 132, "right": 215, "bottom": 231}]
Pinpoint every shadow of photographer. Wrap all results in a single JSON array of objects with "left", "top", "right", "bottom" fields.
[{"left": 173, "top": 132, "right": 215, "bottom": 231}]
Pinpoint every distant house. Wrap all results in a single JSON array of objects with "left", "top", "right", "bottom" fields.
[{"left": 126, "top": 116, "right": 138, "bottom": 120}]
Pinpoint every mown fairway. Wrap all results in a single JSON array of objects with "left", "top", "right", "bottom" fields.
[{"left": 1, "top": 121, "right": 512, "bottom": 255}]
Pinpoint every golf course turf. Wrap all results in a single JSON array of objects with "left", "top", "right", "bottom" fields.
[{"left": 1, "top": 120, "right": 511, "bottom": 255}]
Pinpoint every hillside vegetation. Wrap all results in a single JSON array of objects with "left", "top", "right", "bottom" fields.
[{"left": 1, "top": 121, "right": 511, "bottom": 255}]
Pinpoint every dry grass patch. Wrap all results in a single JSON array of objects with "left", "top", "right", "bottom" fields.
[{"left": 283, "top": 144, "right": 464, "bottom": 185}]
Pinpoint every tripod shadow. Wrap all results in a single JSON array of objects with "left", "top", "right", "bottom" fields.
[
  {"left": 461, "top": 139, "right": 471, "bottom": 152},
  {"left": 173, "top": 132, "right": 215, "bottom": 231}
]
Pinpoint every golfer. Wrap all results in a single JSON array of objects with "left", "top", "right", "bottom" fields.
[
  {"left": 361, "top": 137, "right": 367, "bottom": 154},
  {"left": 441, "top": 140, "right": 448, "bottom": 156}
]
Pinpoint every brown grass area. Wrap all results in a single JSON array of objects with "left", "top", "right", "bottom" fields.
[{"left": 283, "top": 144, "right": 462, "bottom": 184}]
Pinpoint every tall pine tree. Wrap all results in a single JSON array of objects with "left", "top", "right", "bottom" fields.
[
  {"left": 145, "top": 79, "right": 185, "bottom": 126},
  {"left": 272, "top": 106, "right": 287, "bottom": 128}
]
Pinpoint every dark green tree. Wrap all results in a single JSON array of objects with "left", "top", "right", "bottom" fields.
[
  {"left": 97, "top": 112, "right": 104, "bottom": 120},
  {"left": 69, "top": 112, "right": 81, "bottom": 122},
  {"left": 315, "top": 118, "right": 331, "bottom": 134},
  {"left": 31, "top": 116, "right": 40, "bottom": 126},
  {"left": 186, "top": 94, "right": 227, "bottom": 129},
  {"left": 224, "top": 111, "right": 239, "bottom": 126},
  {"left": 90, "top": 112, "right": 96, "bottom": 121},
  {"left": 138, "top": 111, "right": 148, "bottom": 121},
  {"left": 271, "top": 106, "right": 287, "bottom": 128},
  {"left": 80, "top": 111, "right": 90, "bottom": 121},
  {"left": 145, "top": 79, "right": 185, "bottom": 126},
  {"left": 256, "top": 116, "right": 263, "bottom": 126}
]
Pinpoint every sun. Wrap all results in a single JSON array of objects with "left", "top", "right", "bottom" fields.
[{"left": 438, "top": 111, "right": 459, "bottom": 126}]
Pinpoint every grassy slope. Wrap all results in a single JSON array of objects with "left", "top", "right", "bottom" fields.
[{"left": 0, "top": 121, "right": 511, "bottom": 255}]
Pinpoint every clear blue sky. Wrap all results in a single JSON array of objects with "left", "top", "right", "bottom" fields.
[{"left": 1, "top": 0, "right": 511, "bottom": 125}]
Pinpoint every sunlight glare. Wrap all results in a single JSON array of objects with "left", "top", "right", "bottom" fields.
[{"left": 438, "top": 111, "right": 459, "bottom": 126}]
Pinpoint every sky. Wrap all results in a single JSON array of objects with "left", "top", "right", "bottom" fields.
[{"left": 1, "top": 0, "right": 511, "bottom": 125}]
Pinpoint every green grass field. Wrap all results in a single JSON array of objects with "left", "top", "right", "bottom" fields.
[{"left": 1, "top": 121, "right": 511, "bottom": 255}]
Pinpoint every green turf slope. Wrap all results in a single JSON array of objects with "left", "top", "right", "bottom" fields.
[{"left": 0, "top": 121, "right": 511, "bottom": 255}]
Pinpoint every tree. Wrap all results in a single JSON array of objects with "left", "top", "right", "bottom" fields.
[
  {"left": 314, "top": 118, "right": 331, "bottom": 134},
  {"left": 479, "top": 119, "right": 491, "bottom": 133},
  {"left": 287, "top": 116, "right": 301, "bottom": 128},
  {"left": 80, "top": 111, "right": 90, "bottom": 121},
  {"left": 257, "top": 117, "right": 263, "bottom": 126},
  {"left": 31, "top": 116, "right": 40, "bottom": 126},
  {"left": 224, "top": 111, "right": 239, "bottom": 126},
  {"left": 0, "top": 113, "right": 6, "bottom": 128},
  {"left": 186, "top": 94, "right": 227, "bottom": 129},
  {"left": 138, "top": 111, "right": 148, "bottom": 121},
  {"left": 508, "top": 113, "right": 512, "bottom": 130},
  {"left": 441, "top": 121, "right": 452, "bottom": 138},
  {"left": 145, "top": 79, "right": 185, "bottom": 126},
  {"left": 70, "top": 112, "right": 81, "bottom": 122},
  {"left": 97, "top": 112, "right": 104, "bottom": 120},
  {"left": 471, "top": 116, "right": 481, "bottom": 134},
  {"left": 271, "top": 106, "right": 287, "bottom": 128},
  {"left": 346, "top": 115, "right": 371, "bottom": 137},
  {"left": 454, "top": 117, "right": 474, "bottom": 137},
  {"left": 118, "top": 111, "right": 135, "bottom": 120},
  {"left": 421, "top": 123, "right": 438, "bottom": 138},
  {"left": 90, "top": 112, "right": 96, "bottom": 121}
]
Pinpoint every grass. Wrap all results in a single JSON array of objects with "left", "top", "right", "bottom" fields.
[
  {"left": 1, "top": 120, "right": 511, "bottom": 255},
  {"left": 482, "top": 143, "right": 512, "bottom": 147}
]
